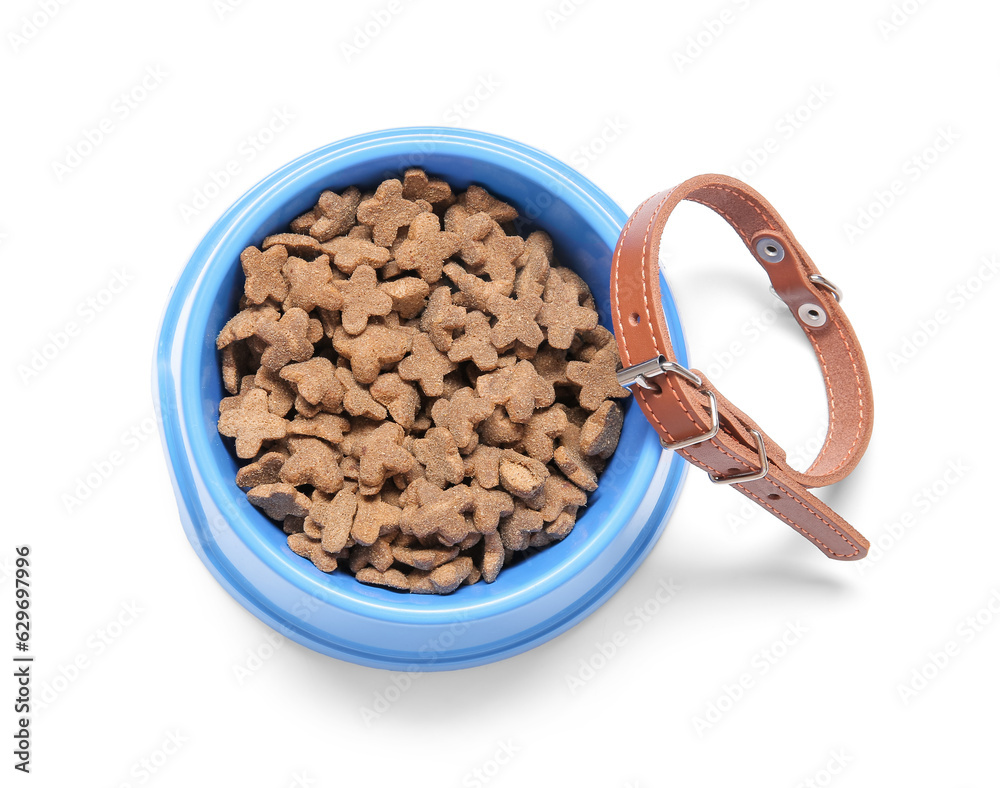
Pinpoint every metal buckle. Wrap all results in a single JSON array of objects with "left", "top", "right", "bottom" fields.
[
  {"left": 769, "top": 274, "right": 843, "bottom": 303},
  {"left": 708, "top": 428, "right": 769, "bottom": 485},
  {"left": 616, "top": 355, "right": 720, "bottom": 450},
  {"left": 618, "top": 355, "right": 770, "bottom": 478},
  {"left": 616, "top": 354, "right": 702, "bottom": 390}
]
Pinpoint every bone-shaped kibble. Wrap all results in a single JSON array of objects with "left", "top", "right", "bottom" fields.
[
  {"left": 218, "top": 388, "right": 288, "bottom": 458},
  {"left": 565, "top": 343, "right": 631, "bottom": 411},
  {"left": 420, "top": 286, "right": 466, "bottom": 352},
  {"left": 402, "top": 168, "right": 454, "bottom": 205},
  {"left": 241, "top": 245, "right": 289, "bottom": 305},
  {"left": 412, "top": 427, "right": 465, "bottom": 488},
  {"left": 282, "top": 255, "right": 344, "bottom": 313},
  {"left": 336, "top": 265, "right": 394, "bottom": 335},
  {"left": 356, "top": 179, "right": 424, "bottom": 247},
  {"left": 253, "top": 307, "right": 319, "bottom": 370},
  {"left": 397, "top": 333, "right": 457, "bottom": 397},
  {"left": 537, "top": 269, "right": 599, "bottom": 350},
  {"left": 280, "top": 436, "right": 344, "bottom": 494},
  {"left": 393, "top": 212, "right": 462, "bottom": 284}
]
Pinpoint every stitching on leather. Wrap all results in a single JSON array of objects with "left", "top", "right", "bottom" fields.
[
  {"left": 638, "top": 193, "right": 672, "bottom": 361},
  {"left": 736, "top": 483, "right": 859, "bottom": 559},
  {"left": 807, "top": 311, "right": 865, "bottom": 477},
  {"left": 693, "top": 184, "right": 777, "bottom": 233},
  {"left": 612, "top": 193, "right": 659, "bottom": 365},
  {"left": 687, "top": 197, "right": 753, "bottom": 245},
  {"left": 807, "top": 324, "right": 839, "bottom": 469}
]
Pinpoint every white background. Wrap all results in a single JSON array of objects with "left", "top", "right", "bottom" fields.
[{"left": 5, "top": 0, "right": 999, "bottom": 785}]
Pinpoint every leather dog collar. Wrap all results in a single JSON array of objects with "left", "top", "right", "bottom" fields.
[{"left": 611, "top": 174, "right": 874, "bottom": 560}]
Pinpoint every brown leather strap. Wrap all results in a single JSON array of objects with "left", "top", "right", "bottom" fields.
[{"left": 610, "top": 175, "right": 874, "bottom": 560}]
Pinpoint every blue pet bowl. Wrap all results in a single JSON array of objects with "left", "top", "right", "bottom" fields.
[{"left": 154, "top": 127, "right": 688, "bottom": 671}]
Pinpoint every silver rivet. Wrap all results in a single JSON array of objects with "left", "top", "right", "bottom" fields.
[
  {"left": 755, "top": 237, "right": 785, "bottom": 263},
  {"left": 798, "top": 302, "right": 827, "bottom": 327}
]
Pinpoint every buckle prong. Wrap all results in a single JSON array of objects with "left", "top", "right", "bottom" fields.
[{"left": 709, "top": 428, "right": 769, "bottom": 485}]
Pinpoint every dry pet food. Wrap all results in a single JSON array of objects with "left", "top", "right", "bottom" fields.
[{"left": 217, "top": 170, "right": 627, "bottom": 594}]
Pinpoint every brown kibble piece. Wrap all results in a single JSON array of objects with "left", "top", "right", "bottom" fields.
[
  {"left": 479, "top": 406, "right": 524, "bottom": 445},
  {"left": 402, "top": 168, "right": 453, "bottom": 205},
  {"left": 441, "top": 261, "right": 505, "bottom": 312},
  {"left": 468, "top": 482, "right": 514, "bottom": 533},
  {"left": 392, "top": 543, "right": 459, "bottom": 571},
  {"left": 484, "top": 289, "right": 544, "bottom": 350},
  {"left": 336, "top": 265, "right": 393, "bottom": 335},
  {"left": 458, "top": 213, "right": 523, "bottom": 290},
  {"left": 219, "top": 375, "right": 258, "bottom": 414},
  {"left": 356, "top": 179, "right": 423, "bottom": 247},
  {"left": 380, "top": 276, "right": 430, "bottom": 319},
  {"left": 447, "top": 310, "right": 499, "bottom": 371},
  {"left": 335, "top": 367, "right": 388, "bottom": 420},
  {"left": 481, "top": 531, "right": 504, "bottom": 583},
  {"left": 349, "top": 537, "right": 395, "bottom": 573},
  {"left": 308, "top": 187, "right": 361, "bottom": 241},
  {"left": 253, "top": 366, "right": 295, "bottom": 416},
  {"left": 412, "top": 427, "right": 465, "bottom": 488},
  {"left": 280, "top": 437, "right": 344, "bottom": 494},
  {"left": 537, "top": 269, "right": 599, "bottom": 350},
  {"left": 254, "top": 307, "right": 317, "bottom": 370},
  {"left": 463, "top": 444, "right": 502, "bottom": 489},
  {"left": 520, "top": 406, "right": 570, "bottom": 463},
  {"left": 460, "top": 184, "right": 518, "bottom": 224},
  {"left": 394, "top": 212, "right": 462, "bottom": 284},
  {"left": 545, "top": 510, "right": 578, "bottom": 541},
  {"left": 566, "top": 343, "right": 630, "bottom": 410},
  {"left": 575, "top": 325, "right": 615, "bottom": 360},
  {"left": 370, "top": 372, "right": 420, "bottom": 429},
  {"left": 498, "top": 449, "right": 549, "bottom": 499},
  {"left": 221, "top": 344, "right": 245, "bottom": 394},
  {"left": 218, "top": 388, "right": 288, "bottom": 458},
  {"left": 420, "top": 286, "right": 466, "bottom": 352},
  {"left": 262, "top": 233, "right": 323, "bottom": 256},
  {"left": 429, "top": 556, "right": 474, "bottom": 594},
  {"left": 352, "top": 494, "right": 402, "bottom": 546},
  {"left": 356, "top": 567, "right": 410, "bottom": 591},
  {"left": 399, "top": 480, "right": 473, "bottom": 543},
  {"left": 354, "top": 422, "right": 415, "bottom": 494},
  {"left": 498, "top": 503, "right": 544, "bottom": 551},
  {"left": 533, "top": 345, "right": 571, "bottom": 387},
  {"left": 476, "top": 360, "right": 555, "bottom": 423},
  {"left": 240, "top": 245, "right": 289, "bottom": 305},
  {"left": 217, "top": 304, "right": 280, "bottom": 349},
  {"left": 322, "top": 230, "right": 392, "bottom": 274},
  {"left": 247, "top": 482, "right": 310, "bottom": 520},
  {"left": 333, "top": 324, "right": 412, "bottom": 384},
  {"left": 288, "top": 412, "right": 350, "bottom": 445},
  {"left": 430, "top": 387, "right": 494, "bottom": 449},
  {"left": 307, "top": 488, "right": 357, "bottom": 554},
  {"left": 554, "top": 423, "right": 599, "bottom": 491},
  {"left": 580, "top": 400, "right": 624, "bottom": 459},
  {"left": 282, "top": 255, "right": 344, "bottom": 313},
  {"left": 534, "top": 473, "right": 588, "bottom": 522},
  {"left": 287, "top": 533, "right": 339, "bottom": 573},
  {"left": 279, "top": 357, "right": 344, "bottom": 408},
  {"left": 235, "top": 451, "right": 286, "bottom": 488},
  {"left": 397, "top": 333, "right": 457, "bottom": 396}
]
